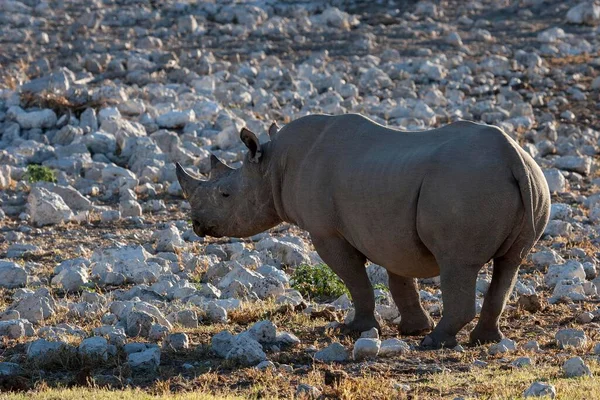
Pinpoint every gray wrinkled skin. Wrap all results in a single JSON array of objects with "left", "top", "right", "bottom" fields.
[{"left": 177, "top": 114, "right": 551, "bottom": 348}]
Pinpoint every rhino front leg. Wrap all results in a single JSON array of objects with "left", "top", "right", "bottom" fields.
[
  {"left": 388, "top": 274, "right": 434, "bottom": 335},
  {"left": 311, "top": 235, "right": 379, "bottom": 334},
  {"left": 422, "top": 264, "right": 480, "bottom": 348}
]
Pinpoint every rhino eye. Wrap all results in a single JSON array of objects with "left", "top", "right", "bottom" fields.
[{"left": 221, "top": 192, "right": 230, "bottom": 198}]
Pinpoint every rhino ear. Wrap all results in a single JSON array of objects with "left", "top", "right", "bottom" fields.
[
  {"left": 175, "top": 163, "right": 202, "bottom": 199},
  {"left": 268, "top": 121, "right": 280, "bottom": 138},
  {"left": 240, "top": 127, "right": 262, "bottom": 163},
  {"left": 209, "top": 154, "right": 234, "bottom": 180}
]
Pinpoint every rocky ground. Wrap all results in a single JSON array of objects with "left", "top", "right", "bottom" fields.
[{"left": 1, "top": 0, "right": 600, "bottom": 398}]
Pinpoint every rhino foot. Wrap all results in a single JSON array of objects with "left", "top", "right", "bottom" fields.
[
  {"left": 469, "top": 326, "right": 504, "bottom": 345},
  {"left": 341, "top": 318, "right": 380, "bottom": 336},
  {"left": 421, "top": 332, "right": 458, "bottom": 349},
  {"left": 399, "top": 315, "right": 434, "bottom": 336}
]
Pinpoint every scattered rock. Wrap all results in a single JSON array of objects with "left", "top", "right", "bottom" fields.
[
  {"left": 562, "top": 356, "right": 592, "bottom": 378},
  {"left": 28, "top": 187, "right": 74, "bottom": 226},
  {"left": 314, "top": 342, "right": 349, "bottom": 363},
  {"left": 511, "top": 357, "right": 533, "bottom": 368},
  {"left": 156, "top": 110, "right": 195, "bottom": 129},
  {"left": 205, "top": 302, "right": 228, "bottom": 323},
  {"left": 0, "top": 362, "right": 24, "bottom": 377},
  {"left": 126, "top": 311, "right": 155, "bottom": 338},
  {"left": 127, "top": 346, "right": 161, "bottom": 372},
  {"left": 0, "top": 261, "right": 28, "bottom": 289},
  {"left": 225, "top": 334, "right": 267, "bottom": 366},
  {"left": 524, "top": 381, "right": 556, "bottom": 398},
  {"left": 360, "top": 327, "right": 379, "bottom": 339},
  {"left": 154, "top": 226, "right": 184, "bottom": 252},
  {"left": 545, "top": 261, "right": 585, "bottom": 287},
  {"left": 523, "top": 340, "right": 540, "bottom": 352},
  {"left": 163, "top": 333, "right": 189, "bottom": 351},
  {"left": 248, "top": 320, "right": 277, "bottom": 344},
  {"left": 277, "top": 332, "right": 301, "bottom": 347},
  {"left": 15, "top": 109, "right": 57, "bottom": 129},
  {"left": 79, "top": 337, "right": 110, "bottom": 361},
  {"left": 211, "top": 330, "right": 235, "bottom": 358},
  {"left": 296, "top": 383, "right": 322, "bottom": 399},
  {"left": 566, "top": 2, "right": 600, "bottom": 25},
  {"left": 51, "top": 267, "right": 88, "bottom": 292},
  {"left": 352, "top": 338, "right": 380, "bottom": 360},
  {"left": 27, "top": 339, "right": 75, "bottom": 365},
  {"left": 555, "top": 329, "right": 587, "bottom": 349},
  {"left": 543, "top": 169, "right": 567, "bottom": 193},
  {"left": 379, "top": 338, "right": 409, "bottom": 357},
  {"left": 0, "top": 319, "right": 31, "bottom": 339},
  {"left": 255, "top": 360, "right": 275, "bottom": 371},
  {"left": 488, "top": 338, "right": 517, "bottom": 355},
  {"left": 9, "top": 288, "right": 57, "bottom": 324}
]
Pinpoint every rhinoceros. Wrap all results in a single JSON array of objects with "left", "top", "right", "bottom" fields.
[{"left": 176, "top": 114, "right": 550, "bottom": 348}]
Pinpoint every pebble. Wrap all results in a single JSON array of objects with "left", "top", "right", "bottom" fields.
[
  {"left": 0, "top": 261, "right": 28, "bottom": 289},
  {"left": 488, "top": 338, "right": 517, "bottom": 355},
  {"left": 555, "top": 329, "right": 587, "bottom": 349},
  {"left": 562, "top": 356, "right": 592, "bottom": 378},
  {"left": 524, "top": 381, "right": 556, "bottom": 398},
  {"left": 28, "top": 187, "right": 74, "bottom": 226},
  {"left": 314, "top": 342, "right": 349, "bottom": 363},
  {"left": 79, "top": 336, "right": 111, "bottom": 361},
  {"left": 296, "top": 383, "right": 322, "bottom": 400},
  {"left": 224, "top": 334, "right": 267, "bottom": 366},
  {"left": 127, "top": 346, "right": 161, "bottom": 372},
  {"left": 379, "top": 338, "right": 410, "bottom": 357},
  {"left": 511, "top": 357, "right": 533, "bottom": 368},
  {"left": 247, "top": 320, "right": 277, "bottom": 344},
  {"left": 523, "top": 340, "right": 541, "bottom": 352},
  {"left": 353, "top": 338, "right": 381, "bottom": 360},
  {"left": 360, "top": 327, "right": 379, "bottom": 339},
  {"left": 163, "top": 333, "right": 189, "bottom": 351},
  {"left": 15, "top": 109, "right": 57, "bottom": 129}
]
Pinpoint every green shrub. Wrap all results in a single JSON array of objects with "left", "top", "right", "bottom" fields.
[
  {"left": 291, "top": 263, "right": 348, "bottom": 301},
  {"left": 26, "top": 164, "right": 57, "bottom": 183},
  {"left": 373, "top": 283, "right": 389, "bottom": 292}
]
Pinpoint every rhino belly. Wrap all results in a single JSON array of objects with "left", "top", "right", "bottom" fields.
[{"left": 352, "top": 232, "right": 441, "bottom": 279}]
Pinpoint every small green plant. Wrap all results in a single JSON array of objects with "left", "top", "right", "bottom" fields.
[
  {"left": 373, "top": 283, "right": 389, "bottom": 292},
  {"left": 26, "top": 164, "right": 57, "bottom": 183},
  {"left": 291, "top": 263, "right": 349, "bottom": 301}
]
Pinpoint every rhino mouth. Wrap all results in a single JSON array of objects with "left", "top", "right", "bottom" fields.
[{"left": 194, "top": 223, "right": 222, "bottom": 238}]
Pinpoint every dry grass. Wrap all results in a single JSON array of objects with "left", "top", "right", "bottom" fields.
[
  {"left": 4, "top": 362, "right": 599, "bottom": 399},
  {"left": 547, "top": 52, "right": 600, "bottom": 67},
  {"left": 1, "top": 388, "right": 243, "bottom": 400},
  {"left": 410, "top": 361, "right": 600, "bottom": 400},
  {"left": 19, "top": 91, "right": 117, "bottom": 116}
]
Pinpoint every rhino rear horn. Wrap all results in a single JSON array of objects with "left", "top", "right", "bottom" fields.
[
  {"left": 175, "top": 163, "right": 201, "bottom": 199},
  {"left": 209, "top": 154, "right": 234, "bottom": 179}
]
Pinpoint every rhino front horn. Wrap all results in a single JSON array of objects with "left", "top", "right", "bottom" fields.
[{"left": 175, "top": 163, "right": 201, "bottom": 199}]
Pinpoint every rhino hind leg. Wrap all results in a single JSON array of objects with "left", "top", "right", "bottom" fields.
[
  {"left": 388, "top": 274, "right": 434, "bottom": 335},
  {"left": 470, "top": 256, "right": 520, "bottom": 344},
  {"left": 311, "top": 235, "right": 380, "bottom": 334},
  {"left": 421, "top": 263, "right": 481, "bottom": 349}
]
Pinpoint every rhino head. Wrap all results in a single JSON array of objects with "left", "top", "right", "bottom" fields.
[{"left": 175, "top": 124, "right": 282, "bottom": 238}]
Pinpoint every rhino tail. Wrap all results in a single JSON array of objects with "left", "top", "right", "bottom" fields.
[{"left": 509, "top": 144, "right": 537, "bottom": 260}]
